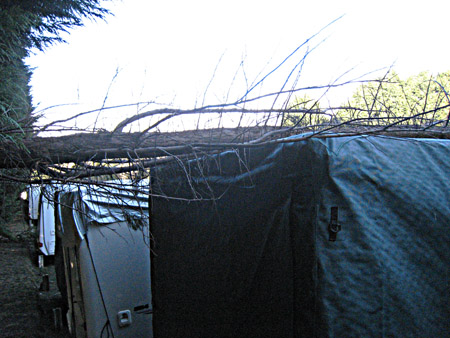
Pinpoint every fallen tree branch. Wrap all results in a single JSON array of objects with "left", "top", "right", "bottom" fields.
[{"left": 2, "top": 123, "right": 450, "bottom": 172}]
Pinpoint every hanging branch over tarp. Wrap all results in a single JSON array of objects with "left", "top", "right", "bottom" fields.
[
  {"left": 1, "top": 56, "right": 449, "bottom": 183},
  {"left": 2, "top": 120, "right": 450, "bottom": 176}
]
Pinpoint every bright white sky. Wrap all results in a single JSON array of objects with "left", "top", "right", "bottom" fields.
[{"left": 26, "top": 0, "right": 449, "bottom": 132}]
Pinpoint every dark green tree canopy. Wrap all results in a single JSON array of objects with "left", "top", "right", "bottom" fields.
[
  {"left": 0, "top": 0, "right": 110, "bottom": 54},
  {"left": 0, "top": 0, "right": 111, "bottom": 129},
  {"left": 0, "top": 0, "right": 111, "bottom": 230}
]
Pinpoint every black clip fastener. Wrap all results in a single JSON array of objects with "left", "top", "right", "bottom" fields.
[{"left": 328, "top": 207, "right": 341, "bottom": 241}]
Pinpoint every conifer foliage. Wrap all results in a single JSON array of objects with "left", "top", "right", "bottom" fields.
[{"left": 0, "top": 0, "right": 110, "bottom": 232}]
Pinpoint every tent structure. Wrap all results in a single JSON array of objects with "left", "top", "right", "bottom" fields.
[{"left": 150, "top": 134, "right": 450, "bottom": 338}]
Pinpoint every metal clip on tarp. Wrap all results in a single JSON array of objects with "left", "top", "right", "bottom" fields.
[{"left": 328, "top": 207, "right": 341, "bottom": 241}]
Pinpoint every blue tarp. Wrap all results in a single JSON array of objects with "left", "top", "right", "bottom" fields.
[{"left": 150, "top": 135, "right": 450, "bottom": 338}]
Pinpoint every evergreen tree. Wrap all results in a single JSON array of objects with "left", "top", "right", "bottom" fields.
[
  {"left": 0, "top": 0, "right": 111, "bottom": 134},
  {"left": 0, "top": 0, "right": 111, "bottom": 235},
  {"left": 0, "top": 0, "right": 111, "bottom": 55}
]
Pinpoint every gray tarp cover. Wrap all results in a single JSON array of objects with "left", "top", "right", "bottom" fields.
[{"left": 150, "top": 135, "right": 450, "bottom": 338}]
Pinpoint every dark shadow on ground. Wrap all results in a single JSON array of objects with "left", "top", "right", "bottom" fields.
[{"left": 0, "top": 219, "right": 70, "bottom": 338}]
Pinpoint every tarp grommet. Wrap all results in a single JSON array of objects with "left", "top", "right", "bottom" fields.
[{"left": 328, "top": 206, "right": 341, "bottom": 241}]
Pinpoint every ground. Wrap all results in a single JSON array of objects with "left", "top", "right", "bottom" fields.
[{"left": 0, "top": 218, "right": 70, "bottom": 338}]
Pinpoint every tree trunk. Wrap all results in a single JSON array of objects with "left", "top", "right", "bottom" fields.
[
  {"left": 1, "top": 126, "right": 450, "bottom": 171},
  {"left": 0, "top": 127, "right": 282, "bottom": 169}
]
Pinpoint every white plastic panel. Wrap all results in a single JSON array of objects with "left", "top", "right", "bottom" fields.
[{"left": 38, "top": 195, "right": 56, "bottom": 256}]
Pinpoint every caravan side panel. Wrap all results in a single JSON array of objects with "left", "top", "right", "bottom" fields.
[
  {"left": 78, "top": 221, "right": 153, "bottom": 338},
  {"left": 38, "top": 191, "right": 56, "bottom": 256}
]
